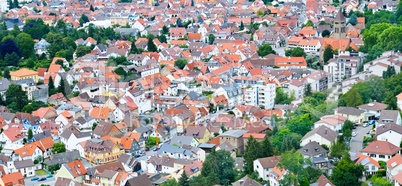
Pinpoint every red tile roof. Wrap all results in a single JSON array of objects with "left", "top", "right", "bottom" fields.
[
  {"left": 361, "top": 140, "right": 401, "bottom": 155},
  {"left": 66, "top": 160, "right": 86, "bottom": 177}
]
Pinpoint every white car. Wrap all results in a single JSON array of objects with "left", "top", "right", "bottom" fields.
[
  {"left": 352, "top": 132, "right": 357, "bottom": 137},
  {"left": 363, "top": 123, "right": 369, "bottom": 127}
]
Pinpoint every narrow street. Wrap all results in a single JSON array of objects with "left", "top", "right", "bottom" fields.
[{"left": 350, "top": 125, "right": 372, "bottom": 153}]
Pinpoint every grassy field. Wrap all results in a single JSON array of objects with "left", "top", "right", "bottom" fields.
[{"left": 35, "top": 170, "right": 47, "bottom": 175}]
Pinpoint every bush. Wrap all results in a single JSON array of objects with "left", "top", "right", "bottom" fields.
[
  {"left": 377, "top": 169, "right": 386, "bottom": 177},
  {"left": 379, "top": 161, "right": 387, "bottom": 169}
]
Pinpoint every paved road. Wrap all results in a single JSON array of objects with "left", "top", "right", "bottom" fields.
[
  {"left": 350, "top": 125, "right": 372, "bottom": 153},
  {"left": 24, "top": 176, "right": 56, "bottom": 186}
]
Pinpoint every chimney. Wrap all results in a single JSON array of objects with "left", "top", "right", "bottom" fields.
[{"left": 325, "top": 129, "right": 327, "bottom": 135}]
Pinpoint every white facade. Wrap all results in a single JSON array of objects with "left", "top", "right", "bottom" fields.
[
  {"left": 377, "top": 131, "right": 402, "bottom": 147},
  {"left": 253, "top": 159, "right": 274, "bottom": 181},
  {"left": 300, "top": 134, "right": 333, "bottom": 147},
  {"left": 244, "top": 83, "right": 276, "bottom": 109}
]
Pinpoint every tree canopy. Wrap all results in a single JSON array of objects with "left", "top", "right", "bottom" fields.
[{"left": 257, "top": 44, "right": 276, "bottom": 57}]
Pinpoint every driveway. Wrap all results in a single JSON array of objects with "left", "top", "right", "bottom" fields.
[{"left": 350, "top": 125, "right": 372, "bottom": 153}]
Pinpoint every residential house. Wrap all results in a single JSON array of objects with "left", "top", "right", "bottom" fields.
[
  {"left": 253, "top": 156, "right": 281, "bottom": 181},
  {"left": 375, "top": 123, "right": 402, "bottom": 147},
  {"left": 312, "top": 175, "right": 335, "bottom": 186},
  {"left": 48, "top": 93, "right": 67, "bottom": 105},
  {"left": 361, "top": 140, "right": 401, "bottom": 162},
  {"left": 60, "top": 127, "right": 91, "bottom": 151},
  {"left": 386, "top": 154, "right": 402, "bottom": 183},
  {"left": 170, "top": 136, "right": 199, "bottom": 147},
  {"left": 334, "top": 107, "right": 364, "bottom": 123},
  {"left": 378, "top": 110, "right": 402, "bottom": 126},
  {"left": 170, "top": 27, "right": 187, "bottom": 40},
  {"left": 215, "top": 83, "right": 244, "bottom": 108},
  {"left": 357, "top": 101, "right": 388, "bottom": 120},
  {"left": 185, "top": 126, "right": 211, "bottom": 143},
  {"left": 314, "top": 115, "right": 347, "bottom": 132},
  {"left": 83, "top": 139, "right": 123, "bottom": 164},
  {"left": 268, "top": 166, "right": 287, "bottom": 186},
  {"left": 219, "top": 129, "right": 249, "bottom": 154},
  {"left": 56, "top": 159, "right": 87, "bottom": 184},
  {"left": 275, "top": 57, "right": 307, "bottom": 69},
  {"left": 93, "top": 121, "right": 123, "bottom": 139},
  {"left": 34, "top": 39, "right": 50, "bottom": 55},
  {"left": 10, "top": 68, "right": 39, "bottom": 83},
  {"left": 301, "top": 125, "right": 338, "bottom": 147},
  {"left": 11, "top": 159, "right": 41, "bottom": 177},
  {"left": 232, "top": 176, "right": 262, "bottom": 186},
  {"left": 157, "top": 143, "right": 193, "bottom": 159},
  {"left": 0, "top": 128, "right": 25, "bottom": 145},
  {"left": 120, "top": 132, "right": 145, "bottom": 155},
  {"left": 350, "top": 152, "right": 380, "bottom": 175},
  {"left": 0, "top": 172, "right": 25, "bottom": 186}
]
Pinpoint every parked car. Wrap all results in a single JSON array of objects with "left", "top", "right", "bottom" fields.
[
  {"left": 363, "top": 123, "right": 369, "bottom": 127},
  {"left": 134, "top": 154, "right": 141, "bottom": 158},
  {"left": 46, "top": 174, "right": 53, "bottom": 178},
  {"left": 153, "top": 147, "right": 158, "bottom": 151},
  {"left": 352, "top": 132, "right": 357, "bottom": 137},
  {"left": 31, "top": 177, "right": 39, "bottom": 181},
  {"left": 353, "top": 124, "right": 358, "bottom": 129},
  {"left": 369, "top": 120, "right": 376, "bottom": 125},
  {"left": 38, "top": 177, "right": 47, "bottom": 181}
]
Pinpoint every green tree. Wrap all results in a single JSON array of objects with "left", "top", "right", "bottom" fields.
[
  {"left": 178, "top": 171, "right": 190, "bottom": 186},
  {"left": 201, "top": 149, "right": 235, "bottom": 185},
  {"left": 79, "top": 14, "right": 89, "bottom": 26},
  {"left": 130, "top": 40, "right": 139, "bottom": 54},
  {"left": 4, "top": 52, "right": 20, "bottom": 66},
  {"left": 15, "top": 33, "right": 34, "bottom": 58},
  {"left": 287, "top": 114, "right": 313, "bottom": 136},
  {"left": 344, "top": 88, "right": 363, "bottom": 107},
  {"left": 48, "top": 76, "right": 55, "bottom": 95},
  {"left": 240, "top": 21, "right": 244, "bottom": 30},
  {"left": 58, "top": 78, "right": 66, "bottom": 96},
  {"left": 52, "top": 142, "right": 66, "bottom": 154},
  {"left": 385, "top": 91, "right": 398, "bottom": 110},
  {"left": 275, "top": 87, "right": 290, "bottom": 104},
  {"left": 257, "top": 44, "right": 276, "bottom": 57},
  {"left": 174, "top": 59, "right": 188, "bottom": 69},
  {"left": 244, "top": 135, "right": 262, "bottom": 173},
  {"left": 285, "top": 47, "right": 306, "bottom": 57},
  {"left": 277, "top": 150, "right": 312, "bottom": 185},
  {"left": 90, "top": 5, "right": 94, "bottom": 11},
  {"left": 75, "top": 45, "right": 92, "bottom": 57},
  {"left": 348, "top": 14, "right": 358, "bottom": 25},
  {"left": 208, "top": 34, "right": 215, "bottom": 45},
  {"left": 160, "top": 179, "right": 178, "bottom": 186},
  {"left": 322, "top": 30, "right": 330, "bottom": 37},
  {"left": 341, "top": 120, "right": 354, "bottom": 141},
  {"left": 329, "top": 140, "right": 346, "bottom": 159},
  {"left": 162, "top": 25, "right": 169, "bottom": 35},
  {"left": 5, "top": 84, "right": 28, "bottom": 111},
  {"left": 303, "top": 20, "right": 314, "bottom": 28},
  {"left": 261, "top": 136, "right": 274, "bottom": 157},
  {"left": 56, "top": 19, "right": 66, "bottom": 30},
  {"left": 13, "top": 0, "right": 18, "bottom": 8},
  {"left": 304, "top": 84, "right": 312, "bottom": 97},
  {"left": 331, "top": 153, "right": 364, "bottom": 186},
  {"left": 114, "top": 67, "right": 127, "bottom": 76},
  {"left": 22, "top": 105, "right": 34, "bottom": 114},
  {"left": 3, "top": 68, "right": 10, "bottom": 79},
  {"left": 28, "top": 128, "right": 33, "bottom": 139},
  {"left": 147, "top": 36, "right": 157, "bottom": 52},
  {"left": 323, "top": 44, "right": 333, "bottom": 64}
]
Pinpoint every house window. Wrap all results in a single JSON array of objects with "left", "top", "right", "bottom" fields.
[
  {"left": 370, "top": 154, "right": 376, "bottom": 158},
  {"left": 379, "top": 155, "right": 385, "bottom": 159}
]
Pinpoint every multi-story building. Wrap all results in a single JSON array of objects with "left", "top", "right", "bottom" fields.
[
  {"left": 244, "top": 81, "right": 276, "bottom": 109},
  {"left": 324, "top": 51, "right": 363, "bottom": 82},
  {"left": 83, "top": 139, "right": 123, "bottom": 164}
]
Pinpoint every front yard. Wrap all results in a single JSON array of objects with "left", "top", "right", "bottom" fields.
[{"left": 35, "top": 169, "right": 48, "bottom": 176}]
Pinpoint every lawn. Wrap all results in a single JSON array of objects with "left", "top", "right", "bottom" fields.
[{"left": 35, "top": 169, "right": 48, "bottom": 175}]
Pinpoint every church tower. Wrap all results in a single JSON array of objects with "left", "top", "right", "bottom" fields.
[{"left": 331, "top": 11, "right": 347, "bottom": 39}]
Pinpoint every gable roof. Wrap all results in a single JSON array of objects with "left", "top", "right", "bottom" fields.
[
  {"left": 375, "top": 123, "right": 402, "bottom": 137},
  {"left": 66, "top": 159, "right": 86, "bottom": 177},
  {"left": 387, "top": 154, "right": 402, "bottom": 169},
  {"left": 311, "top": 174, "right": 335, "bottom": 186},
  {"left": 361, "top": 140, "right": 401, "bottom": 155},
  {"left": 255, "top": 156, "right": 281, "bottom": 169},
  {"left": 301, "top": 125, "right": 338, "bottom": 143}
]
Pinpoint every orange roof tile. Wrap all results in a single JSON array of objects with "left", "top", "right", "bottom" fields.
[
  {"left": 66, "top": 160, "right": 86, "bottom": 177},
  {"left": 10, "top": 68, "right": 38, "bottom": 77}
]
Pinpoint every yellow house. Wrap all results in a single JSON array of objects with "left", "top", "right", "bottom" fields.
[
  {"left": 55, "top": 159, "right": 86, "bottom": 183},
  {"left": 84, "top": 139, "right": 123, "bottom": 164},
  {"left": 334, "top": 107, "right": 365, "bottom": 123},
  {"left": 110, "top": 17, "right": 129, "bottom": 26},
  {"left": 10, "top": 68, "right": 39, "bottom": 82},
  {"left": 185, "top": 126, "right": 211, "bottom": 143}
]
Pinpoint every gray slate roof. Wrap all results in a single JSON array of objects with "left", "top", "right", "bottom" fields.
[{"left": 219, "top": 129, "right": 249, "bottom": 138}]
